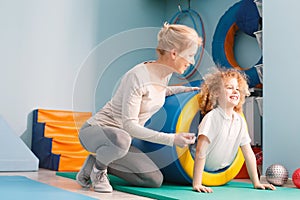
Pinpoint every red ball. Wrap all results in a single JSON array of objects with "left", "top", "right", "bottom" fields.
[{"left": 292, "top": 168, "right": 300, "bottom": 188}]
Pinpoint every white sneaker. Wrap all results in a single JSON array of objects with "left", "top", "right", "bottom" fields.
[
  {"left": 90, "top": 166, "right": 113, "bottom": 193},
  {"left": 76, "top": 154, "right": 96, "bottom": 188}
]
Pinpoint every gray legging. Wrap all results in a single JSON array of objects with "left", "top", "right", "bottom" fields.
[{"left": 78, "top": 122, "right": 163, "bottom": 187}]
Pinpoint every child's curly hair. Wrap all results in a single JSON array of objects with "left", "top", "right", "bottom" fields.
[{"left": 198, "top": 68, "right": 250, "bottom": 115}]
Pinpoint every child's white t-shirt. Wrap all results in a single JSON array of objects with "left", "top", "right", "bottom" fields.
[{"left": 198, "top": 106, "right": 251, "bottom": 171}]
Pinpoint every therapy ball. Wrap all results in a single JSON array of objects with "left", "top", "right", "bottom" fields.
[
  {"left": 265, "top": 164, "right": 289, "bottom": 186},
  {"left": 292, "top": 168, "right": 300, "bottom": 188}
]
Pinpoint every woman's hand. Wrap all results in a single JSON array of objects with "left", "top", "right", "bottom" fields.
[
  {"left": 174, "top": 133, "right": 196, "bottom": 147},
  {"left": 184, "top": 87, "right": 200, "bottom": 92},
  {"left": 193, "top": 184, "right": 213, "bottom": 193}
]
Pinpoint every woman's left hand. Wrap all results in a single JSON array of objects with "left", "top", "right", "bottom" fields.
[
  {"left": 174, "top": 133, "right": 196, "bottom": 148},
  {"left": 185, "top": 87, "right": 200, "bottom": 92}
]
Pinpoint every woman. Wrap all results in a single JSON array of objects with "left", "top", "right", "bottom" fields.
[{"left": 77, "top": 23, "right": 202, "bottom": 193}]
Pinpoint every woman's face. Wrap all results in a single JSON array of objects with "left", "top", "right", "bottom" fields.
[
  {"left": 174, "top": 44, "right": 198, "bottom": 74},
  {"left": 173, "top": 56, "right": 192, "bottom": 74},
  {"left": 217, "top": 78, "right": 240, "bottom": 109}
]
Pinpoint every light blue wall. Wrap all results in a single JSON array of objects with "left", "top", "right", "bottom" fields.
[
  {"left": 0, "top": 0, "right": 165, "bottom": 146},
  {"left": 263, "top": 0, "right": 300, "bottom": 176},
  {"left": 1, "top": 0, "right": 298, "bottom": 177}
]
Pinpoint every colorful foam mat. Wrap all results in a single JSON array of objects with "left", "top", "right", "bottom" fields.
[{"left": 57, "top": 172, "right": 300, "bottom": 200}]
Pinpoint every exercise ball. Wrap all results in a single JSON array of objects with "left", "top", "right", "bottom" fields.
[
  {"left": 265, "top": 164, "right": 289, "bottom": 186},
  {"left": 292, "top": 168, "right": 300, "bottom": 188}
]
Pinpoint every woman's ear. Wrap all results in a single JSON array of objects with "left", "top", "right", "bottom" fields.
[{"left": 170, "top": 49, "right": 177, "bottom": 60}]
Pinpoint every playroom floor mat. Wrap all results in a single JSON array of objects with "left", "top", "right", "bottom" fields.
[
  {"left": 0, "top": 176, "right": 96, "bottom": 200},
  {"left": 57, "top": 172, "right": 300, "bottom": 200}
]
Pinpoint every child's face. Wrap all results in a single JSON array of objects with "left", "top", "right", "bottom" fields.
[{"left": 217, "top": 78, "right": 240, "bottom": 109}]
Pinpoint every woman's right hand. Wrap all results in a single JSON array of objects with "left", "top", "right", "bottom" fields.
[{"left": 173, "top": 133, "right": 196, "bottom": 148}]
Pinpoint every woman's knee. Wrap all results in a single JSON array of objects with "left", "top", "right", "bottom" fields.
[
  {"left": 143, "top": 170, "right": 163, "bottom": 188},
  {"left": 105, "top": 129, "right": 131, "bottom": 156}
]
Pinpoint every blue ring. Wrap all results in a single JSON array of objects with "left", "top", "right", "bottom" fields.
[{"left": 212, "top": 1, "right": 261, "bottom": 88}]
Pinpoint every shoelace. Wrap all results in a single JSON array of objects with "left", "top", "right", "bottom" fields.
[{"left": 96, "top": 171, "right": 109, "bottom": 182}]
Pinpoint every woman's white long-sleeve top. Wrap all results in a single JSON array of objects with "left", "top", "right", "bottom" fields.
[{"left": 87, "top": 62, "right": 189, "bottom": 146}]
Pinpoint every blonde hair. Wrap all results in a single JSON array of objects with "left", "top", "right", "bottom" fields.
[
  {"left": 198, "top": 68, "right": 250, "bottom": 115},
  {"left": 156, "top": 22, "right": 202, "bottom": 55}
]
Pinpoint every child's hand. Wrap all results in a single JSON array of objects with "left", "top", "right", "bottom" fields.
[
  {"left": 254, "top": 183, "right": 276, "bottom": 190},
  {"left": 193, "top": 184, "right": 213, "bottom": 193}
]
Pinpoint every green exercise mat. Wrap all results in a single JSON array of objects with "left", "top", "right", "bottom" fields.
[{"left": 56, "top": 172, "right": 300, "bottom": 200}]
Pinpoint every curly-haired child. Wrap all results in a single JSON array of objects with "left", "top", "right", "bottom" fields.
[{"left": 193, "top": 68, "right": 276, "bottom": 193}]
